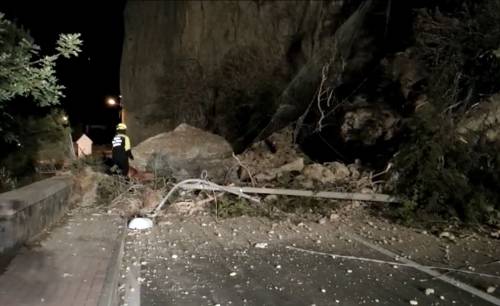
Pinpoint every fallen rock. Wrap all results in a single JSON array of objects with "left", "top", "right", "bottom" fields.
[
  {"left": 255, "top": 172, "right": 277, "bottom": 182},
  {"left": 340, "top": 106, "right": 400, "bottom": 146},
  {"left": 330, "top": 213, "right": 340, "bottom": 221},
  {"left": 491, "top": 230, "right": 500, "bottom": 239},
  {"left": 299, "top": 178, "right": 314, "bottom": 189},
  {"left": 361, "top": 187, "right": 374, "bottom": 194},
  {"left": 487, "top": 286, "right": 496, "bottom": 294},
  {"left": 131, "top": 124, "right": 235, "bottom": 182},
  {"left": 439, "top": 231, "right": 456, "bottom": 242},
  {"left": 348, "top": 164, "right": 361, "bottom": 180},
  {"left": 278, "top": 158, "right": 304, "bottom": 173},
  {"left": 303, "top": 163, "right": 335, "bottom": 184},
  {"left": 458, "top": 93, "right": 500, "bottom": 142},
  {"left": 326, "top": 162, "right": 350, "bottom": 181},
  {"left": 425, "top": 288, "right": 435, "bottom": 296}
]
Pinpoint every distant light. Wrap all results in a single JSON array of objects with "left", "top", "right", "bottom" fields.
[
  {"left": 107, "top": 98, "right": 117, "bottom": 106},
  {"left": 62, "top": 115, "right": 69, "bottom": 123}
]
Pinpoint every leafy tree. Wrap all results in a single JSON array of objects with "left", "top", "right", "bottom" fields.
[{"left": 0, "top": 12, "right": 82, "bottom": 143}]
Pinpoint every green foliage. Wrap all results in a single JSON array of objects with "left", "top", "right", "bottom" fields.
[
  {"left": 0, "top": 166, "right": 17, "bottom": 192},
  {"left": 394, "top": 109, "right": 500, "bottom": 223},
  {"left": 0, "top": 13, "right": 82, "bottom": 142},
  {"left": 211, "top": 197, "right": 267, "bottom": 219},
  {"left": 96, "top": 175, "right": 131, "bottom": 207},
  {"left": 0, "top": 110, "right": 71, "bottom": 177},
  {"left": 393, "top": 0, "right": 500, "bottom": 224}
]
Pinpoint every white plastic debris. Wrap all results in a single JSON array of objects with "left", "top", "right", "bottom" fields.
[
  {"left": 229, "top": 272, "right": 237, "bottom": 277},
  {"left": 439, "top": 231, "right": 456, "bottom": 241},
  {"left": 487, "top": 286, "right": 496, "bottom": 293},
  {"left": 128, "top": 217, "right": 154, "bottom": 230},
  {"left": 425, "top": 288, "right": 435, "bottom": 296},
  {"left": 254, "top": 242, "right": 268, "bottom": 249},
  {"left": 409, "top": 300, "right": 418, "bottom": 305}
]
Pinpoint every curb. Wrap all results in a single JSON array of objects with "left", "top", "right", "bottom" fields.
[{"left": 98, "top": 218, "right": 127, "bottom": 306}]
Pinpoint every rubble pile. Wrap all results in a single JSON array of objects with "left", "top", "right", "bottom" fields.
[
  {"left": 72, "top": 127, "right": 386, "bottom": 219},
  {"left": 236, "top": 128, "right": 381, "bottom": 194}
]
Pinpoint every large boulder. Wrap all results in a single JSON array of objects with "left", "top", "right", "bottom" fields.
[{"left": 131, "top": 124, "right": 235, "bottom": 182}]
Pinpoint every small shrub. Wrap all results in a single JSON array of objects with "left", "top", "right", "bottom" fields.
[
  {"left": 393, "top": 107, "right": 500, "bottom": 223},
  {"left": 210, "top": 197, "right": 267, "bottom": 219},
  {"left": 0, "top": 167, "right": 17, "bottom": 192}
]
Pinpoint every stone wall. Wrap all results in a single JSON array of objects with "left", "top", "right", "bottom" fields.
[{"left": 0, "top": 176, "right": 72, "bottom": 265}]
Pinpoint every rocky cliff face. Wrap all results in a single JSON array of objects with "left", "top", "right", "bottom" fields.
[
  {"left": 121, "top": 0, "right": 500, "bottom": 167},
  {"left": 121, "top": 0, "right": 347, "bottom": 147}
]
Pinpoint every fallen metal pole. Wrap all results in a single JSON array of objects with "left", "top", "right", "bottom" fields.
[{"left": 180, "top": 183, "right": 399, "bottom": 203}]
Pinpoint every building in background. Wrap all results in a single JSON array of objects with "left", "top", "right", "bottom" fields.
[{"left": 75, "top": 134, "right": 93, "bottom": 157}]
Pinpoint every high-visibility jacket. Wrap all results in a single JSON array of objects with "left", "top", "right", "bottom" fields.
[{"left": 112, "top": 133, "right": 133, "bottom": 174}]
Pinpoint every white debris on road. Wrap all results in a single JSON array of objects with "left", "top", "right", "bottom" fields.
[
  {"left": 254, "top": 242, "right": 268, "bottom": 249},
  {"left": 425, "top": 288, "right": 435, "bottom": 295}
]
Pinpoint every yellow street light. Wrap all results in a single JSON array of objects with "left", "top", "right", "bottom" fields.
[{"left": 107, "top": 97, "right": 117, "bottom": 106}]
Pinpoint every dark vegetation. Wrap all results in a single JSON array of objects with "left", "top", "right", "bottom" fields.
[
  {"left": 0, "top": 13, "right": 81, "bottom": 191},
  {"left": 392, "top": 0, "right": 500, "bottom": 223}
]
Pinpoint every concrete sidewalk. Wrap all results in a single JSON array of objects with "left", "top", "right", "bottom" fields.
[{"left": 0, "top": 212, "right": 125, "bottom": 306}]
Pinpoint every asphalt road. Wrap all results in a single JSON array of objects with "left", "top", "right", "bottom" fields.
[{"left": 119, "top": 216, "right": 499, "bottom": 306}]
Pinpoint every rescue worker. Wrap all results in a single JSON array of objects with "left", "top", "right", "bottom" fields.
[{"left": 111, "top": 123, "right": 133, "bottom": 176}]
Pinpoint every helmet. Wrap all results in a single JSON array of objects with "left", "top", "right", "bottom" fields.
[{"left": 116, "top": 123, "right": 127, "bottom": 130}]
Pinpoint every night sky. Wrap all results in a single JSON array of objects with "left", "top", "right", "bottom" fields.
[{"left": 0, "top": 1, "right": 125, "bottom": 142}]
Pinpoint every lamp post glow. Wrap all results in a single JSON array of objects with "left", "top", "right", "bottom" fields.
[
  {"left": 107, "top": 97, "right": 117, "bottom": 106},
  {"left": 105, "top": 95, "right": 125, "bottom": 123}
]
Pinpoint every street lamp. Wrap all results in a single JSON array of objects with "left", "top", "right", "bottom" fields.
[
  {"left": 105, "top": 95, "right": 125, "bottom": 123},
  {"left": 106, "top": 97, "right": 117, "bottom": 106}
]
